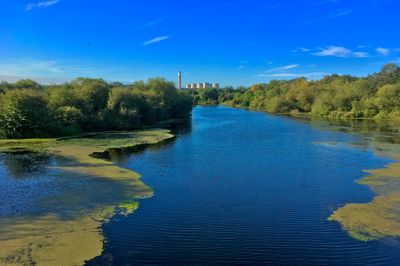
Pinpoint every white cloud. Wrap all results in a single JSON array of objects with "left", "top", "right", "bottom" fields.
[
  {"left": 0, "top": 59, "right": 65, "bottom": 76},
  {"left": 137, "top": 18, "right": 166, "bottom": 30},
  {"left": 26, "top": 0, "right": 60, "bottom": 10},
  {"left": 0, "top": 58, "right": 137, "bottom": 84},
  {"left": 292, "top": 47, "right": 311, "bottom": 53},
  {"left": 257, "top": 65, "right": 326, "bottom": 79},
  {"left": 376, "top": 47, "right": 390, "bottom": 56},
  {"left": 353, "top": 52, "right": 370, "bottom": 58},
  {"left": 258, "top": 72, "right": 326, "bottom": 78},
  {"left": 282, "top": 64, "right": 299, "bottom": 70},
  {"left": 266, "top": 64, "right": 299, "bottom": 73},
  {"left": 314, "top": 46, "right": 352, "bottom": 57},
  {"left": 314, "top": 46, "right": 369, "bottom": 58},
  {"left": 299, "top": 47, "right": 311, "bottom": 52},
  {"left": 142, "top": 36, "right": 170, "bottom": 46}
]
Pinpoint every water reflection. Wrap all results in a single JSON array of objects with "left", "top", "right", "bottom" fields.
[
  {"left": 1, "top": 151, "right": 53, "bottom": 179},
  {"left": 95, "top": 119, "right": 193, "bottom": 164},
  {"left": 93, "top": 107, "right": 400, "bottom": 265}
]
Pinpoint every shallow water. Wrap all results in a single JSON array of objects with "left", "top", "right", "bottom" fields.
[{"left": 87, "top": 106, "right": 400, "bottom": 265}]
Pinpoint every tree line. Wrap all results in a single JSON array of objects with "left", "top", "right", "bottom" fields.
[
  {"left": 0, "top": 78, "right": 193, "bottom": 138},
  {"left": 188, "top": 63, "right": 400, "bottom": 120}
]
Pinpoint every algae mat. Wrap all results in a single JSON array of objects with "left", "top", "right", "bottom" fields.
[
  {"left": 0, "top": 130, "right": 174, "bottom": 265},
  {"left": 329, "top": 142, "right": 400, "bottom": 241}
]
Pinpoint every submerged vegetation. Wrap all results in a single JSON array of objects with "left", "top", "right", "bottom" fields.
[
  {"left": 329, "top": 146, "right": 400, "bottom": 241},
  {"left": 0, "top": 130, "right": 174, "bottom": 265},
  {"left": 0, "top": 78, "right": 192, "bottom": 138},
  {"left": 189, "top": 63, "right": 400, "bottom": 120},
  {"left": 307, "top": 119, "right": 400, "bottom": 241}
]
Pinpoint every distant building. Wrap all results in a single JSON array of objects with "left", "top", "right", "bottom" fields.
[
  {"left": 212, "top": 83, "right": 219, "bottom": 89},
  {"left": 186, "top": 82, "right": 219, "bottom": 89}
]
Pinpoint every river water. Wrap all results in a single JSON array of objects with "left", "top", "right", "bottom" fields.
[{"left": 90, "top": 106, "right": 400, "bottom": 265}]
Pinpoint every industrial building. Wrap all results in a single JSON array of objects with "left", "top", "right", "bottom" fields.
[
  {"left": 185, "top": 82, "right": 219, "bottom": 89},
  {"left": 177, "top": 71, "right": 219, "bottom": 90}
]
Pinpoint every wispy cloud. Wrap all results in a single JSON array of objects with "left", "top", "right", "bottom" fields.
[
  {"left": 0, "top": 57, "right": 136, "bottom": 84},
  {"left": 299, "top": 47, "right": 311, "bottom": 52},
  {"left": 266, "top": 64, "right": 299, "bottom": 73},
  {"left": 313, "top": 46, "right": 369, "bottom": 58},
  {"left": 137, "top": 18, "right": 166, "bottom": 30},
  {"left": 292, "top": 47, "right": 311, "bottom": 53},
  {"left": 376, "top": 47, "right": 390, "bottom": 56},
  {"left": 300, "top": 9, "right": 352, "bottom": 25},
  {"left": 0, "top": 74, "right": 69, "bottom": 84},
  {"left": 142, "top": 36, "right": 170, "bottom": 46},
  {"left": 26, "top": 0, "right": 60, "bottom": 11},
  {"left": 0, "top": 59, "right": 65, "bottom": 76},
  {"left": 258, "top": 72, "right": 326, "bottom": 78},
  {"left": 237, "top": 60, "right": 248, "bottom": 70},
  {"left": 352, "top": 52, "right": 370, "bottom": 58},
  {"left": 0, "top": 58, "right": 109, "bottom": 79}
]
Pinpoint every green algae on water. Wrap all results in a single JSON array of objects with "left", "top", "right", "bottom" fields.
[
  {"left": 328, "top": 141, "right": 400, "bottom": 241},
  {"left": 0, "top": 129, "right": 174, "bottom": 266}
]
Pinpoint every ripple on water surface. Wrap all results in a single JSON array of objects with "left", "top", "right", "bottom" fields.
[{"left": 91, "top": 107, "right": 400, "bottom": 265}]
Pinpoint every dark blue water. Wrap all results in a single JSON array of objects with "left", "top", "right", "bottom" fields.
[{"left": 96, "top": 106, "right": 400, "bottom": 265}]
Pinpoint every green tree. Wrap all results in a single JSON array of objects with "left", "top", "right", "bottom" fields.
[
  {"left": 376, "top": 83, "right": 400, "bottom": 114},
  {"left": 0, "top": 89, "right": 54, "bottom": 138},
  {"left": 14, "top": 79, "right": 42, "bottom": 90}
]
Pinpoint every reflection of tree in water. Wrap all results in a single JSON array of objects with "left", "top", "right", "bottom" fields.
[
  {"left": 91, "top": 119, "right": 193, "bottom": 164},
  {"left": 167, "top": 118, "right": 192, "bottom": 136},
  {"left": 92, "top": 138, "right": 177, "bottom": 164},
  {"left": 2, "top": 151, "right": 52, "bottom": 179}
]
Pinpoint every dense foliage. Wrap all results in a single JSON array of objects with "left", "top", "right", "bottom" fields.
[
  {"left": 189, "top": 63, "right": 400, "bottom": 120},
  {"left": 0, "top": 78, "right": 192, "bottom": 138}
]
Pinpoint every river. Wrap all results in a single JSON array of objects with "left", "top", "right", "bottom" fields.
[
  {"left": 1, "top": 106, "right": 400, "bottom": 265},
  {"left": 88, "top": 106, "right": 400, "bottom": 265}
]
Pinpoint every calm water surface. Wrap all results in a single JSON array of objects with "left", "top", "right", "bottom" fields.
[{"left": 92, "top": 106, "right": 400, "bottom": 265}]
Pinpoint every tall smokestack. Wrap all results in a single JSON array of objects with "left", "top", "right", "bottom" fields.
[{"left": 178, "top": 71, "right": 182, "bottom": 90}]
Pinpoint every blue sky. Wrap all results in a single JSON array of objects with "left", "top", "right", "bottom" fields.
[{"left": 0, "top": 0, "right": 399, "bottom": 86}]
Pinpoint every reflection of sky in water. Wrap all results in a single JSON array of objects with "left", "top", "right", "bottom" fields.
[
  {"left": 0, "top": 153, "right": 89, "bottom": 216},
  {"left": 95, "top": 106, "right": 400, "bottom": 265}
]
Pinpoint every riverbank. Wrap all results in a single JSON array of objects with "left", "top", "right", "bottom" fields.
[
  {"left": 0, "top": 129, "right": 174, "bottom": 265},
  {"left": 219, "top": 103, "right": 400, "bottom": 123}
]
